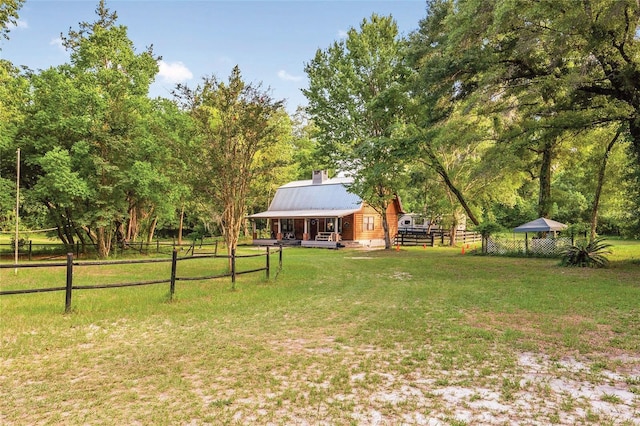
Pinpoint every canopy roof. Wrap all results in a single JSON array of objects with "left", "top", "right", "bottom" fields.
[{"left": 513, "top": 217, "right": 567, "bottom": 233}]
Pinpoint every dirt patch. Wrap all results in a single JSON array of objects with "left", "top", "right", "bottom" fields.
[
  {"left": 253, "top": 338, "right": 640, "bottom": 425},
  {"left": 465, "top": 309, "right": 624, "bottom": 357}
]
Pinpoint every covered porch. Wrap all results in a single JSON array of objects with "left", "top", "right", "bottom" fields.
[{"left": 249, "top": 211, "right": 357, "bottom": 248}]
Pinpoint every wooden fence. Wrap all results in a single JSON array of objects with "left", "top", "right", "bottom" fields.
[
  {"left": 394, "top": 229, "right": 482, "bottom": 247},
  {"left": 0, "top": 246, "right": 282, "bottom": 313},
  {"left": 0, "top": 239, "right": 214, "bottom": 260}
]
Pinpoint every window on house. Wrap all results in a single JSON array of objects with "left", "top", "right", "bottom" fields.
[
  {"left": 281, "top": 219, "right": 294, "bottom": 232},
  {"left": 363, "top": 216, "right": 375, "bottom": 231},
  {"left": 325, "top": 219, "right": 334, "bottom": 232}
]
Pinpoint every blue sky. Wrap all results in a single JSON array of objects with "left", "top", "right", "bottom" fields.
[{"left": 1, "top": 0, "right": 427, "bottom": 113}]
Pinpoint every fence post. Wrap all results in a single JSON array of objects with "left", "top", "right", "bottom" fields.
[
  {"left": 28, "top": 240, "right": 32, "bottom": 261},
  {"left": 231, "top": 248, "right": 236, "bottom": 290},
  {"left": 65, "top": 253, "right": 73, "bottom": 313},
  {"left": 266, "top": 246, "right": 270, "bottom": 280},
  {"left": 279, "top": 245, "right": 283, "bottom": 269},
  {"left": 170, "top": 249, "right": 177, "bottom": 300},
  {"left": 157, "top": 239, "right": 160, "bottom": 253},
  {"left": 215, "top": 241, "right": 218, "bottom": 256}
]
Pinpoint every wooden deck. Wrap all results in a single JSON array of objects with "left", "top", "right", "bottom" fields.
[
  {"left": 253, "top": 238, "right": 362, "bottom": 249},
  {"left": 301, "top": 240, "right": 340, "bottom": 249}
]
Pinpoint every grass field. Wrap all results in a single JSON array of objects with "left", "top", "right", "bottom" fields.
[{"left": 1, "top": 242, "right": 639, "bottom": 425}]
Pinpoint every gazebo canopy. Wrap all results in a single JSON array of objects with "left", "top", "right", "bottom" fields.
[{"left": 513, "top": 217, "right": 567, "bottom": 233}]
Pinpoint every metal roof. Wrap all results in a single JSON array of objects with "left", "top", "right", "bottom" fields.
[
  {"left": 513, "top": 218, "right": 567, "bottom": 233},
  {"left": 249, "top": 208, "right": 361, "bottom": 219},
  {"left": 249, "top": 177, "right": 363, "bottom": 218}
]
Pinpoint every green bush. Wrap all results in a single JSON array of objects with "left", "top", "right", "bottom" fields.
[{"left": 560, "top": 237, "right": 612, "bottom": 268}]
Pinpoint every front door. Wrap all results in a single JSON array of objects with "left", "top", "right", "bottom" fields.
[{"left": 309, "top": 218, "right": 320, "bottom": 240}]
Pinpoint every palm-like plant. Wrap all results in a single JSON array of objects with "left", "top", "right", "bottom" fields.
[{"left": 560, "top": 237, "right": 612, "bottom": 268}]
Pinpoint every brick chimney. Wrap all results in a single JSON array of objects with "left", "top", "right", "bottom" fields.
[{"left": 312, "top": 170, "right": 328, "bottom": 185}]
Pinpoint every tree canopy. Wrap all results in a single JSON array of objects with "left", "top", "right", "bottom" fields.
[{"left": 304, "top": 14, "right": 409, "bottom": 248}]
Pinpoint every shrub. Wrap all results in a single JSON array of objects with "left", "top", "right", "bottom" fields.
[
  {"left": 560, "top": 237, "right": 612, "bottom": 268},
  {"left": 473, "top": 221, "right": 504, "bottom": 238}
]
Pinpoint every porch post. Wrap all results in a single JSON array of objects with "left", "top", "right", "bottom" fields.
[
  {"left": 252, "top": 220, "right": 257, "bottom": 239},
  {"left": 303, "top": 218, "right": 309, "bottom": 241},
  {"left": 277, "top": 219, "right": 282, "bottom": 240}
]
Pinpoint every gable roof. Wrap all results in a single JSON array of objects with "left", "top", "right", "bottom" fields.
[
  {"left": 249, "top": 176, "right": 363, "bottom": 219},
  {"left": 513, "top": 217, "right": 567, "bottom": 233}
]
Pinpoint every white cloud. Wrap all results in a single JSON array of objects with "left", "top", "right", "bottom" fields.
[
  {"left": 49, "top": 37, "right": 65, "bottom": 52},
  {"left": 7, "top": 19, "right": 28, "bottom": 30},
  {"left": 158, "top": 60, "right": 193, "bottom": 84},
  {"left": 337, "top": 30, "right": 348, "bottom": 39},
  {"left": 277, "top": 69, "right": 302, "bottom": 82}
]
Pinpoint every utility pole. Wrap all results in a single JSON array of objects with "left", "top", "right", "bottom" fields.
[{"left": 15, "top": 148, "right": 20, "bottom": 274}]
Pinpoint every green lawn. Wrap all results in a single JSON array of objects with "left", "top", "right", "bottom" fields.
[{"left": 1, "top": 243, "right": 639, "bottom": 425}]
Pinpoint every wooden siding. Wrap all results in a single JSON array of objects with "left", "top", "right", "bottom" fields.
[{"left": 351, "top": 200, "right": 401, "bottom": 242}]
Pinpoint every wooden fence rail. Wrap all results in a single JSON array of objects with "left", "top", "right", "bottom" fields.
[
  {"left": 394, "top": 229, "right": 482, "bottom": 247},
  {"left": 0, "top": 246, "right": 283, "bottom": 313},
  {"left": 0, "top": 239, "right": 220, "bottom": 260}
]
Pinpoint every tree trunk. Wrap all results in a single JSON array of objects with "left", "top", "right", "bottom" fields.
[
  {"left": 590, "top": 129, "right": 622, "bottom": 241},
  {"left": 177, "top": 204, "right": 185, "bottom": 246},
  {"left": 126, "top": 205, "right": 138, "bottom": 242},
  {"left": 147, "top": 216, "right": 158, "bottom": 244},
  {"left": 96, "top": 226, "right": 111, "bottom": 258},
  {"left": 429, "top": 155, "right": 480, "bottom": 226},
  {"left": 629, "top": 118, "right": 640, "bottom": 165},
  {"left": 449, "top": 213, "right": 459, "bottom": 246},
  {"left": 75, "top": 225, "right": 90, "bottom": 254},
  {"left": 537, "top": 142, "right": 554, "bottom": 218},
  {"left": 381, "top": 207, "right": 391, "bottom": 249}
]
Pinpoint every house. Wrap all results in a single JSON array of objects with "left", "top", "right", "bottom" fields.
[{"left": 249, "top": 170, "right": 404, "bottom": 248}]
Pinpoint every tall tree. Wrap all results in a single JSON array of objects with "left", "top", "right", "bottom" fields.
[
  {"left": 144, "top": 98, "right": 196, "bottom": 245},
  {"left": 304, "top": 14, "right": 409, "bottom": 249},
  {"left": 0, "top": 59, "right": 28, "bottom": 230},
  {"left": 410, "top": 0, "right": 640, "bottom": 224},
  {"left": 176, "top": 66, "right": 285, "bottom": 257},
  {"left": 17, "top": 0, "right": 159, "bottom": 256},
  {"left": 0, "top": 0, "right": 27, "bottom": 229}
]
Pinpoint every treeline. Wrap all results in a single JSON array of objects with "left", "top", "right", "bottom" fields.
[
  {"left": 0, "top": 1, "right": 315, "bottom": 257},
  {"left": 304, "top": 2, "right": 640, "bottom": 245},
  {"left": 1, "top": 0, "right": 639, "bottom": 257}
]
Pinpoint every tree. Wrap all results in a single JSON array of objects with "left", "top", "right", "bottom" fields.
[
  {"left": 0, "top": 0, "right": 24, "bottom": 40},
  {"left": 16, "top": 0, "right": 160, "bottom": 256},
  {"left": 0, "top": 0, "right": 28, "bottom": 227},
  {"left": 144, "top": 98, "right": 196, "bottom": 245},
  {"left": 304, "top": 14, "right": 409, "bottom": 249},
  {"left": 176, "top": 66, "right": 285, "bottom": 259},
  {"left": 0, "top": 59, "right": 28, "bottom": 230},
  {"left": 409, "top": 0, "right": 640, "bottom": 227}
]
